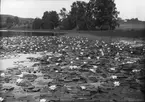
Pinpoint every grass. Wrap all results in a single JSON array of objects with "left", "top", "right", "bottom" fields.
[{"left": 117, "top": 23, "right": 145, "bottom": 30}]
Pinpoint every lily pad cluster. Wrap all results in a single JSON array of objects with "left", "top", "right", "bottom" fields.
[{"left": 0, "top": 35, "right": 145, "bottom": 102}]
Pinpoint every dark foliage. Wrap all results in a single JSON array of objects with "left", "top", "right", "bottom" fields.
[
  {"left": 88, "top": 0, "right": 119, "bottom": 30},
  {"left": 60, "top": 15, "right": 76, "bottom": 30},
  {"left": 6, "top": 17, "right": 14, "bottom": 28},
  {"left": 42, "top": 11, "right": 59, "bottom": 29},
  {"left": 14, "top": 16, "right": 19, "bottom": 24},
  {"left": 32, "top": 18, "right": 42, "bottom": 29},
  {"left": 32, "top": 0, "right": 119, "bottom": 30}
]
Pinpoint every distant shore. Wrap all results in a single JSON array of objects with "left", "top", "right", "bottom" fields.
[{"left": 0, "top": 29, "right": 145, "bottom": 38}]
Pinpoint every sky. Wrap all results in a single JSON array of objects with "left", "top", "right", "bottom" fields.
[{"left": 1, "top": 0, "right": 145, "bottom": 21}]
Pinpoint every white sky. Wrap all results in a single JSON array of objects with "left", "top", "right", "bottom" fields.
[{"left": 1, "top": 0, "right": 145, "bottom": 21}]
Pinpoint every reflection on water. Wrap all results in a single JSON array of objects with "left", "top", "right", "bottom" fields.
[{"left": 0, "top": 52, "right": 43, "bottom": 70}]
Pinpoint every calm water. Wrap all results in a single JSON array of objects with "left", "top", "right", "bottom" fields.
[
  {"left": 0, "top": 30, "right": 66, "bottom": 37},
  {"left": 0, "top": 31, "right": 66, "bottom": 70}
]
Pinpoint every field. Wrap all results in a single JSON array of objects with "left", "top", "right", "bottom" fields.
[
  {"left": 117, "top": 23, "right": 145, "bottom": 30},
  {"left": 0, "top": 30, "right": 145, "bottom": 102}
]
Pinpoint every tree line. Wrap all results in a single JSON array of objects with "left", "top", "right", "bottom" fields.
[
  {"left": 6, "top": 16, "right": 21, "bottom": 28},
  {"left": 33, "top": 0, "right": 119, "bottom": 30},
  {"left": 1, "top": 16, "right": 33, "bottom": 29},
  {"left": 0, "top": 16, "right": 19, "bottom": 29}
]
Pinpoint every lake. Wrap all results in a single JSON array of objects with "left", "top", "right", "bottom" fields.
[
  {"left": 0, "top": 30, "right": 66, "bottom": 37},
  {"left": 0, "top": 30, "right": 145, "bottom": 102},
  {"left": 0, "top": 30, "right": 144, "bottom": 71}
]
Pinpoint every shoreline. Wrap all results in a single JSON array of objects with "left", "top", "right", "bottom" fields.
[{"left": 0, "top": 29, "right": 145, "bottom": 38}]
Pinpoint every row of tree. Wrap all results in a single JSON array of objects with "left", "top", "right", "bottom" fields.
[
  {"left": 32, "top": 11, "right": 59, "bottom": 29},
  {"left": 32, "top": 0, "right": 119, "bottom": 30},
  {"left": 5, "top": 16, "right": 19, "bottom": 28},
  {"left": 2, "top": 16, "right": 33, "bottom": 29}
]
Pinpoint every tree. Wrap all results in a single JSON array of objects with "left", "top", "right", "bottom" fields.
[
  {"left": 70, "top": 1, "right": 88, "bottom": 30},
  {"left": 42, "top": 11, "right": 59, "bottom": 29},
  {"left": 6, "top": 17, "right": 14, "bottom": 28},
  {"left": 41, "top": 11, "right": 51, "bottom": 29},
  {"left": 60, "top": 15, "right": 76, "bottom": 30},
  {"left": 6, "top": 17, "right": 13, "bottom": 24},
  {"left": 32, "top": 18, "right": 42, "bottom": 29},
  {"left": 14, "top": 16, "right": 19, "bottom": 24},
  {"left": 59, "top": 8, "right": 75, "bottom": 30},
  {"left": 59, "top": 8, "right": 68, "bottom": 21},
  {"left": 69, "top": 1, "right": 97, "bottom": 30},
  {"left": 127, "top": 18, "right": 140, "bottom": 23},
  {"left": 89, "top": 0, "right": 119, "bottom": 30}
]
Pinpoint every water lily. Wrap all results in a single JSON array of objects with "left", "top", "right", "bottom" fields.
[
  {"left": 40, "top": 99, "right": 47, "bottom": 102},
  {"left": 65, "top": 46, "right": 69, "bottom": 48},
  {"left": 55, "top": 70, "right": 58, "bottom": 73},
  {"left": 0, "top": 97, "right": 4, "bottom": 102},
  {"left": 111, "top": 75, "right": 117, "bottom": 79},
  {"left": 56, "top": 63, "right": 59, "bottom": 65},
  {"left": 126, "top": 61, "right": 134, "bottom": 64},
  {"left": 119, "top": 48, "right": 122, "bottom": 50},
  {"left": 66, "top": 86, "right": 72, "bottom": 90},
  {"left": 73, "top": 66, "right": 78, "bottom": 69},
  {"left": 114, "top": 81, "right": 120, "bottom": 86},
  {"left": 62, "top": 49, "right": 65, "bottom": 51},
  {"left": 49, "top": 85, "right": 57, "bottom": 90},
  {"left": 44, "top": 51, "right": 47, "bottom": 53},
  {"left": 83, "top": 61, "right": 87, "bottom": 64},
  {"left": 110, "top": 67, "right": 116, "bottom": 71},
  {"left": 132, "top": 69, "right": 140, "bottom": 72},
  {"left": 88, "top": 57, "right": 91, "bottom": 59},
  {"left": 114, "top": 57, "right": 118, "bottom": 61},
  {"left": 76, "top": 57, "right": 79, "bottom": 60},
  {"left": 96, "top": 56, "right": 100, "bottom": 60},
  {"left": 16, "top": 78, "right": 23, "bottom": 83},
  {"left": 93, "top": 65, "right": 98, "bottom": 69},
  {"left": 57, "top": 58, "right": 61, "bottom": 61},
  {"left": 48, "top": 57, "right": 52, "bottom": 59},
  {"left": 69, "top": 66, "right": 73, "bottom": 69},
  {"left": 69, "top": 66, "right": 78, "bottom": 69},
  {"left": 89, "top": 69, "right": 96, "bottom": 73},
  {"left": 101, "top": 51, "right": 104, "bottom": 56},
  {"left": 80, "top": 52, "right": 83, "bottom": 55},
  {"left": 80, "top": 86, "right": 86, "bottom": 90},
  {"left": 0, "top": 73, "right": 5, "bottom": 77}
]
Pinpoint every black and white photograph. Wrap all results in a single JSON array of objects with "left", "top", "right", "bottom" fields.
[{"left": 0, "top": 0, "right": 145, "bottom": 102}]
